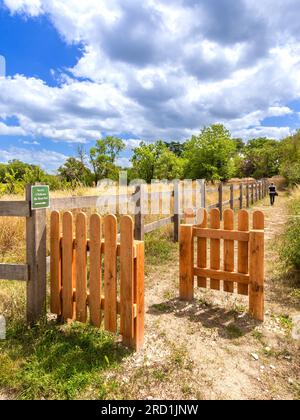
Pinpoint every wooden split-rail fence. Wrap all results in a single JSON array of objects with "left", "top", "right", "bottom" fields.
[
  {"left": 180, "top": 208, "right": 265, "bottom": 321},
  {"left": 0, "top": 179, "right": 268, "bottom": 326},
  {"left": 50, "top": 211, "right": 144, "bottom": 350}
]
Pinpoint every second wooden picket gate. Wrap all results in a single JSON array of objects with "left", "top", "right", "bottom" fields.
[
  {"left": 180, "top": 208, "right": 265, "bottom": 321},
  {"left": 50, "top": 211, "right": 144, "bottom": 350}
]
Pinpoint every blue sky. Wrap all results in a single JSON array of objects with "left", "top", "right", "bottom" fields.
[{"left": 0, "top": 0, "right": 300, "bottom": 172}]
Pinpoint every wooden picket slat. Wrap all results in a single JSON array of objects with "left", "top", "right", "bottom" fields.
[
  {"left": 237, "top": 210, "right": 249, "bottom": 295},
  {"left": 180, "top": 225, "right": 194, "bottom": 300},
  {"left": 104, "top": 215, "right": 118, "bottom": 333},
  {"left": 253, "top": 210, "right": 265, "bottom": 231},
  {"left": 197, "top": 208, "right": 207, "bottom": 288},
  {"left": 210, "top": 209, "right": 221, "bottom": 290},
  {"left": 223, "top": 209, "right": 234, "bottom": 293},
  {"left": 62, "top": 212, "right": 75, "bottom": 320},
  {"left": 50, "top": 211, "right": 61, "bottom": 315},
  {"left": 249, "top": 211, "right": 265, "bottom": 321},
  {"left": 120, "top": 216, "right": 135, "bottom": 346},
  {"left": 89, "top": 214, "right": 102, "bottom": 327},
  {"left": 75, "top": 212, "right": 87, "bottom": 323},
  {"left": 134, "top": 241, "right": 145, "bottom": 351}
]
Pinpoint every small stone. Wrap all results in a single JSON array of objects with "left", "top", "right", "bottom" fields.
[
  {"left": 288, "top": 378, "right": 294, "bottom": 385},
  {"left": 251, "top": 353, "right": 259, "bottom": 361},
  {"left": 270, "top": 364, "right": 276, "bottom": 370},
  {"left": 265, "top": 347, "right": 271, "bottom": 352},
  {"left": 260, "top": 365, "right": 265, "bottom": 370}
]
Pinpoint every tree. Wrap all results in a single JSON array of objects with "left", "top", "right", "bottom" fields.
[
  {"left": 131, "top": 141, "right": 184, "bottom": 182},
  {"left": 90, "top": 136, "right": 125, "bottom": 183},
  {"left": 183, "top": 124, "right": 236, "bottom": 181},
  {"left": 164, "top": 141, "right": 185, "bottom": 157},
  {"left": 280, "top": 130, "right": 300, "bottom": 184},
  {"left": 240, "top": 138, "right": 280, "bottom": 179},
  {"left": 58, "top": 157, "right": 93, "bottom": 186},
  {"left": 154, "top": 148, "right": 185, "bottom": 180}
]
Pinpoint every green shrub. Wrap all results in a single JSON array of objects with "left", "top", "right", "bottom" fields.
[{"left": 280, "top": 197, "right": 300, "bottom": 269}]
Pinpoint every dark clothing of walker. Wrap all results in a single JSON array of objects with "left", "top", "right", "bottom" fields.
[{"left": 269, "top": 185, "right": 277, "bottom": 206}]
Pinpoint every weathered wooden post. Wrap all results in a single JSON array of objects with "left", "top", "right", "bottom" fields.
[
  {"left": 230, "top": 184, "right": 234, "bottom": 210},
  {"left": 173, "top": 182, "right": 180, "bottom": 243},
  {"left": 246, "top": 183, "right": 250, "bottom": 208},
  {"left": 251, "top": 184, "right": 254, "bottom": 205},
  {"left": 179, "top": 224, "right": 194, "bottom": 301},
  {"left": 134, "top": 184, "right": 145, "bottom": 241},
  {"left": 239, "top": 183, "right": 243, "bottom": 209},
  {"left": 26, "top": 184, "right": 47, "bottom": 324},
  {"left": 218, "top": 183, "right": 223, "bottom": 220},
  {"left": 200, "top": 179, "right": 206, "bottom": 209}
]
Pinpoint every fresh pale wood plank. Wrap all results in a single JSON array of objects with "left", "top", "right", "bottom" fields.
[
  {"left": 134, "top": 241, "right": 145, "bottom": 351},
  {"left": 253, "top": 211, "right": 265, "bottom": 231},
  {"left": 238, "top": 210, "right": 249, "bottom": 296},
  {"left": 0, "top": 264, "right": 28, "bottom": 281},
  {"left": 120, "top": 216, "right": 134, "bottom": 346},
  {"left": 210, "top": 209, "right": 221, "bottom": 290},
  {"left": 193, "top": 228, "right": 249, "bottom": 241},
  {"left": 0, "top": 201, "right": 30, "bottom": 217},
  {"left": 249, "top": 210, "right": 265, "bottom": 321},
  {"left": 89, "top": 214, "right": 102, "bottom": 328},
  {"left": 197, "top": 209, "right": 207, "bottom": 288},
  {"left": 179, "top": 225, "right": 194, "bottom": 300},
  {"left": 50, "top": 211, "right": 61, "bottom": 315},
  {"left": 104, "top": 215, "right": 118, "bottom": 333},
  {"left": 249, "top": 230, "right": 264, "bottom": 321},
  {"left": 62, "top": 212, "right": 75, "bottom": 320},
  {"left": 194, "top": 268, "right": 250, "bottom": 284},
  {"left": 75, "top": 212, "right": 87, "bottom": 323},
  {"left": 223, "top": 209, "right": 234, "bottom": 293}
]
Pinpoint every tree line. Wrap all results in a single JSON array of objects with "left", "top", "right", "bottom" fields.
[{"left": 1, "top": 124, "right": 300, "bottom": 194}]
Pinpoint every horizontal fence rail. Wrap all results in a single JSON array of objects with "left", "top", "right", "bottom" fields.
[
  {"left": 50, "top": 211, "right": 145, "bottom": 350},
  {"left": 0, "top": 201, "right": 30, "bottom": 217},
  {"left": 0, "top": 263, "right": 29, "bottom": 281},
  {"left": 179, "top": 208, "right": 265, "bottom": 321}
]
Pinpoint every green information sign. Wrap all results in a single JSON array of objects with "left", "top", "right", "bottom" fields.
[{"left": 31, "top": 185, "right": 50, "bottom": 210}]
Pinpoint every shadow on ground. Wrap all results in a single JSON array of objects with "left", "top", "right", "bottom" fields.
[{"left": 148, "top": 298, "right": 259, "bottom": 340}]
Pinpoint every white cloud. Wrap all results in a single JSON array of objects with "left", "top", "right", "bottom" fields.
[
  {"left": 1, "top": 0, "right": 300, "bottom": 152},
  {"left": 0, "top": 122, "right": 26, "bottom": 136},
  {"left": 3, "top": 0, "right": 42, "bottom": 16},
  {"left": 116, "top": 157, "right": 131, "bottom": 168},
  {"left": 0, "top": 146, "right": 67, "bottom": 172},
  {"left": 22, "top": 140, "right": 40, "bottom": 145}
]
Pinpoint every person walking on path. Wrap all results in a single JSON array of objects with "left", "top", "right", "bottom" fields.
[{"left": 269, "top": 182, "right": 278, "bottom": 206}]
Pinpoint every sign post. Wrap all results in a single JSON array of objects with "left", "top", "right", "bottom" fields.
[
  {"left": 31, "top": 185, "right": 50, "bottom": 210},
  {"left": 26, "top": 184, "right": 48, "bottom": 324}
]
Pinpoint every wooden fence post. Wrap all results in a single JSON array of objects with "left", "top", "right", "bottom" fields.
[
  {"left": 179, "top": 224, "right": 194, "bottom": 301},
  {"left": 200, "top": 179, "right": 206, "bottom": 209},
  {"left": 134, "top": 241, "right": 145, "bottom": 351},
  {"left": 173, "top": 182, "right": 180, "bottom": 243},
  {"left": 249, "top": 211, "right": 265, "bottom": 321},
  {"left": 246, "top": 183, "right": 250, "bottom": 208},
  {"left": 134, "top": 185, "right": 145, "bottom": 241},
  {"left": 218, "top": 183, "right": 223, "bottom": 220},
  {"left": 26, "top": 184, "right": 47, "bottom": 324},
  {"left": 239, "top": 183, "right": 243, "bottom": 209},
  {"left": 230, "top": 185, "right": 234, "bottom": 210},
  {"left": 255, "top": 183, "right": 258, "bottom": 202},
  {"left": 251, "top": 184, "right": 254, "bottom": 205}
]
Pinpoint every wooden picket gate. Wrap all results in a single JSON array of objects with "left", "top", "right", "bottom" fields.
[
  {"left": 180, "top": 208, "right": 265, "bottom": 321},
  {"left": 50, "top": 211, "right": 144, "bottom": 350}
]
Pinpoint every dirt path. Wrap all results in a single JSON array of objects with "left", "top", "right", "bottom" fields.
[{"left": 104, "top": 194, "right": 299, "bottom": 400}]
